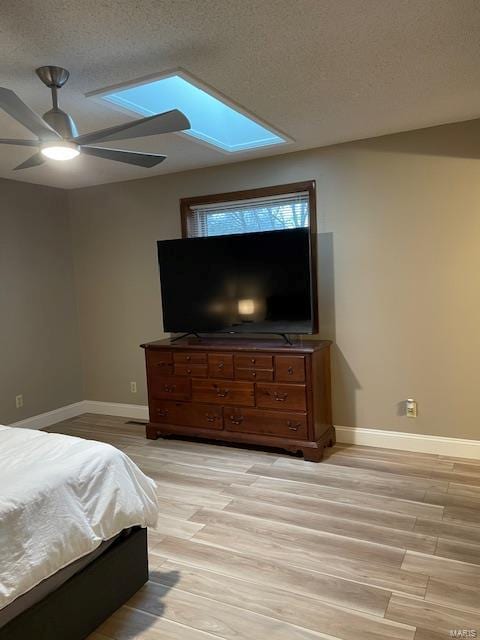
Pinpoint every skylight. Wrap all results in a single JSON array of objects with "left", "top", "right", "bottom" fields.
[{"left": 98, "top": 73, "right": 287, "bottom": 153}]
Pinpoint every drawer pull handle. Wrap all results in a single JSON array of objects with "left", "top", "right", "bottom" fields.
[
  {"left": 274, "top": 391, "right": 288, "bottom": 402},
  {"left": 287, "top": 367, "right": 294, "bottom": 375},
  {"left": 213, "top": 384, "right": 229, "bottom": 398},
  {"left": 163, "top": 384, "right": 176, "bottom": 392},
  {"left": 287, "top": 421, "right": 301, "bottom": 431},
  {"left": 187, "top": 368, "right": 192, "bottom": 374},
  {"left": 205, "top": 413, "right": 217, "bottom": 422},
  {"left": 218, "top": 362, "right": 224, "bottom": 369},
  {"left": 251, "top": 371, "right": 256, "bottom": 377},
  {"left": 251, "top": 358, "right": 256, "bottom": 364},
  {"left": 156, "top": 409, "right": 168, "bottom": 417},
  {"left": 156, "top": 362, "right": 168, "bottom": 367},
  {"left": 186, "top": 355, "right": 191, "bottom": 361},
  {"left": 230, "top": 415, "right": 244, "bottom": 425}
]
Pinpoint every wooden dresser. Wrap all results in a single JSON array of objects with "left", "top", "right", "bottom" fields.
[{"left": 141, "top": 338, "right": 335, "bottom": 461}]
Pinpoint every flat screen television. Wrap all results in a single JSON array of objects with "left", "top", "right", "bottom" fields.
[{"left": 157, "top": 228, "right": 317, "bottom": 335}]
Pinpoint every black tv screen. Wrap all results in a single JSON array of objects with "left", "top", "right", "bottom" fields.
[{"left": 157, "top": 228, "right": 316, "bottom": 335}]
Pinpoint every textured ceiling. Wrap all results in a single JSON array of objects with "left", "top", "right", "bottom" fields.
[{"left": 1, "top": 0, "right": 480, "bottom": 189}]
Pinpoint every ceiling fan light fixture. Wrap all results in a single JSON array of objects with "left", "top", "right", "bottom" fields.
[
  {"left": 1, "top": 65, "right": 191, "bottom": 170},
  {"left": 41, "top": 141, "right": 80, "bottom": 161}
]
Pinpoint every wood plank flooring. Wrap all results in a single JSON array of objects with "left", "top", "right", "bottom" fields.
[{"left": 45, "top": 414, "right": 480, "bottom": 640}]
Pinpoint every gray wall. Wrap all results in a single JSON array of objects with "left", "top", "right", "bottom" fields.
[
  {"left": 68, "top": 119, "right": 480, "bottom": 440},
  {"left": 0, "top": 178, "right": 82, "bottom": 424}
]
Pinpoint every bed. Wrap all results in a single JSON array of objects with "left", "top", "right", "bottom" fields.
[{"left": 0, "top": 425, "right": 158, "bottom": 640}]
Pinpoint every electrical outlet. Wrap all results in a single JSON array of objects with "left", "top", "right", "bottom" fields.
[
  {"left": 406, "top": 398, "right": 417, "bottom": 418},
  {"left": 130, "top": 381, "right": 137, "bottom": 394},
  {"left": 15, "top": 394, "right": 23, "bottom": 409}
]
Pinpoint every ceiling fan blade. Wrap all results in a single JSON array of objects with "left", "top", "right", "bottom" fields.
[
  {"left": 13, "top": 152, "right": 46, "bottom": 171},
  {"left": 0, "top": 88, "right": 61, "bottom": 141},
  {"left": 74, "top": 109, "right": 190, "bottom": 145},
  {"left": 0, "top": 138, "right": 39, "bottom": 147},
  {"left": 81, "top": 146, "right": 166, "bottom": 167}
]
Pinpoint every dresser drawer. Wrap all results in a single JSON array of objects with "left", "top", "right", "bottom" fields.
[
  {"left": 256, "top": 383, "right": 307, "bottom": 411},
  {"left": 174, "top": 364, "right": 208, "bottom": 377},
  {"left": 208, "top": 353, "right": 234, "bottom": 379},
  {"left": 147, "top": 350, "right": 173, "bottom": 375},
  {"left": 275, "top": 355, "right": 306, "bottom": 382},
  {"left": 151, "top": 400, "right": 223, "bottom": 430},
  {"left": 192, "top": 379, "right": 255, "bottom": 406},
  {"left": 173, "top": 352, "right": 207, "bottom": 364},
  {"left": 234, "top": 354, "right": 273, "bottom": 369},
  {"left": 150, "top": 376, "right": 191, "bottom": 401},
  {"left": 235, "top": 368, "right": 274, "bottom": 382},
  {"left": 226, "top": 407, "right": 308, "bottom": 439}
]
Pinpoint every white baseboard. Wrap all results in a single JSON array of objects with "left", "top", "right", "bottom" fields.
[
  {"left": 81, "top": 400, "right": 149, "bottom": 421},
  {"left": 10, "top": 401, "right": 87, "bottom": 430},
  {"left": 9, "top": 402, "right": 480, "bottom": 460},
  {"left": 9, "top": 400, "right": 148, "bottom": 430},
  {"left": 335, "top": 425, "right": 480, "bottom": 460}
]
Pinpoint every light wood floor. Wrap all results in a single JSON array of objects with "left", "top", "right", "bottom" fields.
[{"left": 46, "top": 414, "right": 480, "bottom": 640}]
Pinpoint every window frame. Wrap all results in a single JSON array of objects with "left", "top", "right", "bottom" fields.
[
  {"left": 180, "top": 180, "right": 317, "bottom": 238},
  {"left": 179, "top": 180, "right": 318, "bottom": 334}
]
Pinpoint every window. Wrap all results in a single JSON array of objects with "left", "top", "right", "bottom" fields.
[
  {"left": 181, "top": 181, "right": 316, "bottom": 239},
  {"left": 95, "top": 71, "right": 287, "bottom": 153}
]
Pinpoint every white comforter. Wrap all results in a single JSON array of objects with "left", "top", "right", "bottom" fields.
[{"left": 0, "top": 425, "right": 158, "bottom": 611}]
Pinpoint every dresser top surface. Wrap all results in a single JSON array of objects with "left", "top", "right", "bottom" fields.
[{"left": 141, "top": 337, "right": 331, "bottom": 354}]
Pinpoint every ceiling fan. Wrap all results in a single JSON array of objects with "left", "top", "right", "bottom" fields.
[{"left": 0, "top": 66, "right": 191, "bottom": 170}]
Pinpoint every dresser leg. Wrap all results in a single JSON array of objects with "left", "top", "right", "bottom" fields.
[
  {"left": 302, "top": 447, "right": 324, "bottom": 462},
  {"left": 327, "top": 426, "right": 336, "bottom": 447},
  {"left": 146, "top": 425, "right": 160, "bottom": 440},
  {"left": 302, "top": 426, "right": 336, "bottom": 461}
]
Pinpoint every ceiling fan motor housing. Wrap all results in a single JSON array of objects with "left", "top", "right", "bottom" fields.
[
  {"left": 35, "top": 66, "right": 78, "bottom": 138},
  {"left": 42, "top": 108, "right": 78, "bottom": 139}
]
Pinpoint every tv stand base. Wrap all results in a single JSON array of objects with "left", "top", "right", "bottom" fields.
[
  {"left": 172, "top": 331, "right": 294, "bottom": 345},
  {"left": 170, "top": 331, "right": 202, "bottom": 342}
]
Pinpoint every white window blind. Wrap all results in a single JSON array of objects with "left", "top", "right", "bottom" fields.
[{"left": 186, "top": 191, "right": 310, "bottom": 238}]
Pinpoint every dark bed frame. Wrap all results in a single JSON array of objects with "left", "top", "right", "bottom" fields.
[{"left": 0, "top": 527, "right": 148, "bottom": 640}]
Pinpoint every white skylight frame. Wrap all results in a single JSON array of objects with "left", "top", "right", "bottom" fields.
[{"left": 85, "top": 68, "right": 293, "bottom": 155}]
